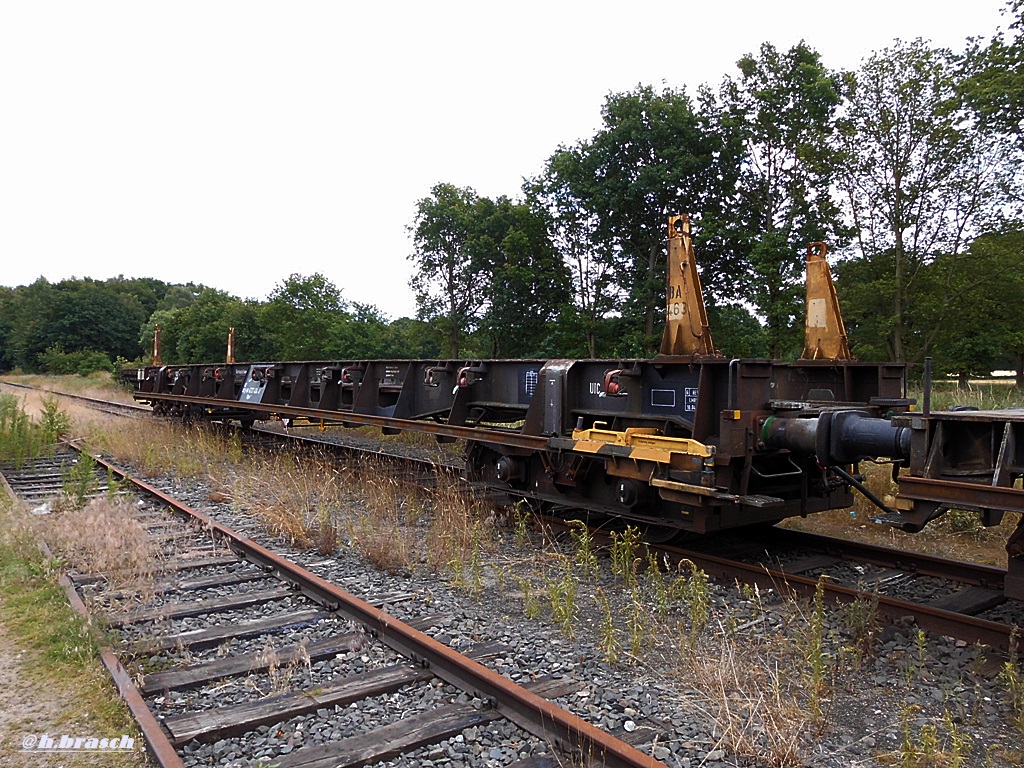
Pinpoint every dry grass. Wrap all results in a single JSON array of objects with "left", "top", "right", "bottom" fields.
[
  {"left": 0, "top": 495, "right": 145, "bottom": 766},
  {"left": 40, "top": 496, "right": 163, "bottom": 597},
  {"left": 222, "top": 450, "right": 351, "bottom": 551},
  {"left": 918, "top": 379, "right": 1022, "bottom": 412},
  {"left": 677, "top": 629, "right": 810, "bottom": 767},
  {"left": 345, "top": 461, "right": 420, "bottom": 574},
  {"left": 1, "top": 372, "right": 136, "bottom": 403}
]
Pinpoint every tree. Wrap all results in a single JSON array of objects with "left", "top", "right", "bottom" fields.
[
  {"left": 471, "top": 196, "right": 570, "bottom": 358},
  {"left": 262, "top": 274, "right": 346, "bottom": 360},
  {"left": 408, "top": 183, "right": 488, "bottom": 358},
  {"left": 836, "top": 39, "right": 1020, "bottom": 363},
  {"left": 3, "top": 278, "right": 147, "bottom": 369},
  {"left": 160, "top": 289, "right": 274, "bottom": 363},
  {"left": 925, "top": 229, "right": 1024, "bottom": 384},
  {"left": 706, "top": 303, "right": 770, "bottom": 358},
  {"left": 0, "top": 287, "right": 18, "bottom": 371},
  {"left": 715, "top": 42, "right": 850, "bottom": 357},
  {"left": 526, "top": 150, "right": 620, "bottom": 358},
  {"left": 532, "top": 85, "right": 734, "bottom": 356},
  {"left": 964, "top": 0, "right": 1024, "bottom": 144}
]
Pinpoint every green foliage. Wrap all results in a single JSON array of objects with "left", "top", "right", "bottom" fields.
[
  {"left": 40, "top": 398, "right": 72, "bottom": 445},
  {"left": 62, "top": 452, "right": 99, "bottom": 510},
  {"left": 263, "top": 273, "right": 346, "bottom": 360},
  {"left": 805, "top": 577, "right": 828, "bottom": 725},
  {"left": 36, "top": 344, "right": 114, "bottom": 376},
  {"left": 0, "top": 395, "right": 71, "bottom": 466},
  {"left": 715, "top": 42, "right": 851, "bottom": 357},
  {"left": 546, "top": 556, "right": 578, "bottom": 639},
  {"left": 1001, "top": 633, "right": 1024, "bottom": 736},
  {"left": 532, "top": 84, "right": 732, "bottom": 356},
  {"left": 2, "top": 278, "right": 148, "bottom": 371},
  {"left": 594, "top": 588, "right": 621, "bottom": 665},
  {"left": 568, "top": 520, "right": 599, "bottom": 579},
  {"left": 706, "top": 303, "right": 771, "bottom": 358},
  {"left": 963, "top": 0, "right": 1024, "bottom": 144},
  {"left": 836, "top": 39, "right": 1021, "bottom": 364},
  {"left": 0, "top": 394, "right": 49, "bottom": 467},
  {"left": 610, "top": 525, "right": 642, "bottom": 587},
  {"left": 408, "top": 183, "right": 569, "bottom": 358}
]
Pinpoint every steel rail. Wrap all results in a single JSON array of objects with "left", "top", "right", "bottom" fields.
[
  {"left": 133, "top": 392, "right": 550, "bottom": 450},
  {"left": 660, "top": 541, "right": 1016, "bottom": 650},
  {"left": 0, "top": 452, "right": 185, "bottom": 768},
  {"left": 540, "top": 517, "right": 1016, "bottom": 650},
  {"left": 756, "top": 527, "right": 1007, "bottom": 590},
  {"left": 78, "top": 445, "right": 665, "bottom": 768}
]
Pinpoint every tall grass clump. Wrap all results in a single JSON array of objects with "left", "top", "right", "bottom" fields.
[
  {"left": 0, "top": 495, "right": 144, "bottom": 758},
  {"left": 1001, "top": 632, "right": 1024, "bottom": 737},
  {"left": 667, "top": 580, "right": 851, "bottom": 767},
  {"left": 349, "top": 462, "right": 417, "bottom": 575},
  {"left": 230, "top": 450, "right": 350, "bottom": 551},
  {"left": 0, "top": 393, "right": 69, "bottom": 467},
  {"left": 425, "top": 470, "right": 493, "bottom": 574},
  {"left": 42, "top": 495, "right": 163, "bottom": 593}
]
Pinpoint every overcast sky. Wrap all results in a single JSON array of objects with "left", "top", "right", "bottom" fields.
[{"left": 0, "top": 1, "right": 1011, "bottom": 320}]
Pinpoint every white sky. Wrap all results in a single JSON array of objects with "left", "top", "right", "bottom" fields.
[{"left": 0, "top": 1, "right": 1011, "bottom": 320}]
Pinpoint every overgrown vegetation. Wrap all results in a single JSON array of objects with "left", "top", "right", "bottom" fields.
[
  {"left": 0, "top": 393, "right": 71, "bottom": 467},
  {"left": 0, "top": 484, "right": 144, "bottom": 765},
  {"left": 11, "top": 381, "right": 1023, "bottom": 766}
]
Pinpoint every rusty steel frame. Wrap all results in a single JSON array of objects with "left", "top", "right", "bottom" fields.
[
  {"left": 134, "top": 392, "right": 550, "bottom": 451},
  {"left": 78, "top": 446, "right": 665, "bottom": 768},
  {"left": 898, "top": 475, "right": 1024, "bottom": 515}
]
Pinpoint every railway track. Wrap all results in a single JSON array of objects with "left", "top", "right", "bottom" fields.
[
  {"left": 0, "top": 379, "right": 151, "bottom": 418},
  {"left": 10, "top": 381, "right": 1022, "bottom": 649},
  {"left": 249, "top": 421, "right": 1024, "bottom": 650},
  {"left": 0, "top": 443, "right": 668, "bottom": 768}
]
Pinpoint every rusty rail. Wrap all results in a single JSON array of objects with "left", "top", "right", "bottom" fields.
[{"left": 79, "top": 446, "right": 664, "bottom": 768}]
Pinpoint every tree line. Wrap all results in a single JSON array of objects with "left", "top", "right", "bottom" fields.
[
  {"left": 1, "top": 6, "right": 1022, "bottom": 381},
  {"left": 0, "top": 274, "right": 441, "bottom": 374},
  {"left": 409, "top": 16, "right": 1024, "bottom": 380}
]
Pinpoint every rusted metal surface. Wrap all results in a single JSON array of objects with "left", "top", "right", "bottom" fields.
[
  {"left": 898, "top": 475, "right": 1024, "bottom": 515},
  {"left": 800, "top": 242, "right": 851, "bottom": 360},
  {"left": 658, "top": 215, "right": 716, "bottom": 357},
  {"left": 543, "top": 516, "right": 1016, "bottom": 650},
  {"left": 152, "top": 323, "right": 162, "bottom": 366},
  {"left": 759, "top": 527, "right": 1007, "bottom": 591},
  {"left": 133, "top": 391, "right": 552, "bottom": 451},
  {"left": 83, "top": 449, "right": 665, "bottom": 768},
  {"left": 659, "top": 543, "right": 1016, "bottom": 650},
  {"left": 40, "top": 542, "right": 186, "bottom": 768}
]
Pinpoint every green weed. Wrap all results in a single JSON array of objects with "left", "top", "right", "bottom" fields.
[
  {"left": 62, "top": 451, "right": 98, "bottom": 509},
  {"left": 568, "top": 520, "right": 599, "bottom": 579},
  {"left": 610, "top": 525, "right": 642, "bottom": 587},
  {"left": 594, "top": 588, "right": 620, "bottom": 665}
]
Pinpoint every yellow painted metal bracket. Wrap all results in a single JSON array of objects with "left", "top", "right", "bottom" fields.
[{"left": 567, "top": 425, "right": 713, "bottom": 463}]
